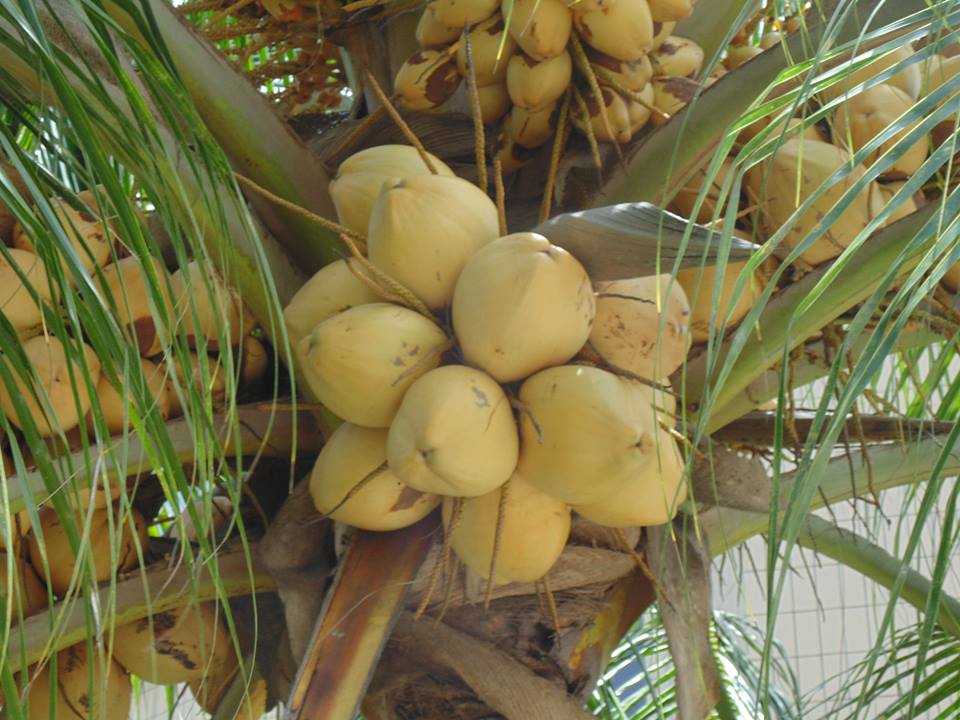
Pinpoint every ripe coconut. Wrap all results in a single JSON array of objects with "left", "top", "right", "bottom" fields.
[
  {"left": 587, "top": 50, "right": 653, "bottom": 92},
  {"left": 496, "top": 131, "right": 539, "bottom": 175},
  {"left": 676, "top": 260, "right": 761, "bottom": 343},
  {"left": 91, "top": 357, "right": 170, "bottom": 434},
  {"left": 834, "top": 83, "right": 929, "bottom": 179},
  {"left": 416, "top": 7, "right": 460, "bottom": 47},
  {"left": 54, "top": 643, "right": 132, "bottom": 720},
  {"left": 367, "top": 175, "right": 499, "bottom": 308},
  {"left": 395, "top": 50, "right": 462, "bottom": 111},
  {"left": 330, "top": 145, "right": 455, "bottom": 235},
  {"left": 647, "top": 0, "right": 693, "bottom": 22},
  {"left": 651, "top": 76, "right": 702, "bottom": 125},
  {"left": 573, "top": 0, "right": 654, "bottom": 62},
  {"left": 387, "top": 365, "right": 518, "bottom": 497},
  {"left": 628, "top": 84, "right": 656, "bottom": 133},
  {"left": 572, "top": 86, "right": 634, "bottom": 144},
  {"left": 239, "top": 334, "right": 269, "bottom": 388},
  {"left": 476, "top": 83, "right": 512, "bottom": 123},
  {"left": 299, "top": 303, "right": 448, "bottom": 427},
  {"left": 95, "top": 255, "right": 175, "bottom": 356},
  {"left": 162, "top": 351, "right": 227, "bottom": 418},
  {"left": 650, "top": 36, "right": 704, "bottom": 78},
  {"left": 311, "top": 423, "right": 439, "bottom": 530},
  {"left": 169, "top": 495, "right": 234, "bottom": 542},
  {"left": 427, "top": 0, "right": 499, "bottom": 28},
  {"left": 457, "top": 15, "right": 516, "bottom": 86},
  {"left": 283, "top": 259, "right": 382, "bottom": 348},
  {"left": 507, "top": 101, "right": 560, "bottom": 148},
  {"left": 112, "top": 602, "right": 232, "bottom": 684},
  {"left": 452, "top": 233, "right": 595, "bottom": 383},
  {"left": 516, "top": 365, "right": 665, "bottom": 504},
  {"left": 442, "top": 473, "right": 570, "bottom": 584},
  {"left": 573, "top": 427, "right": 685, "bottom": 526},
  {"left": 589, "top": 274, "right": 691, "bottom": 379},
  {"left": 13, "top": 198, "right": 111, "bottom": 282},
  {"left": 27, "top": 505, "right": 147, "bottom": 594},
  {"left": 650, "top": 20, "right": 676, "bottom": 52},
  {"left": 508, "top": 0, "right": 572, "bottom": 61},
  {"left": 172, "top": 261, "right": 249, "bottom": 350},
  {"left": 0, "top": 553, "right": 46, "bottom": 615},
  {"left": 670, "top": 158, "right": 734, "bottom": 223},
  {"left": 821, "top": 45, "right": 921, "bottom": 102},
  {"left": 0, "top": 248, "right": 52, "bottom": 333},
  {"left": 506, "top": 51, "right": 572, "bottom": 110},
  {"left": 724, "top": 44, "right": 762, "bottom": 70},
  {"left": 870, "top": 181, "right": 921, "bottom": 227},
  {"left": 0, "top": 335, "right": 101, "bottom": 437},
  {"left": 745, "top": 138, "right": 878, "bottom": 266}
]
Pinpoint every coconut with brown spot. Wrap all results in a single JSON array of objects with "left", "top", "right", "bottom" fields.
[
  {"left": 426, "top": 0, "right": 499, "bottom": 29},
  {"left": 456, "top": 14, "right": 516, "bottom": 86},
  {"left": 573, "top": 0, "right": 654, "bottom": 62},
  {"left": 495, "top": 130, "right": 540, "bottom": 175},
  {"left": 650, "top": 35, "right": 704, "bottom": 78},
  {"left": 587, "top": 49, "right": 653, "bottom": 91},
  {"left": 395, "top": 50, "right": 462, "bottom": 111},
  {"left": 95, "top": 255, "right": 175, "bottom": 356},
  {"left": 650, "top": 75, "right": 701, "bottom": 125},
  {"left": 54, "top": 643, "right": 132, "bottom": 720},
  {"left": 507, "top": 101, "right": 560, "bottom": 148},
  {"left": 572, "top": 86, "right": 634, "bottom": 144}
]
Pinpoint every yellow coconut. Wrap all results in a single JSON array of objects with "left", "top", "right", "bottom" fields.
[
  {"left": 572, "top": 86, "right": 634, "bottom": 144},
  {"left": 162, "top": 351, "right": 227, "bottom": 418},
  {"left": 573, "top": 428, "right": 685, "bottom": 527},
  {"left": 651, "top": 76, "right": 703, "bottom": 125},
  {"left": 112, "top": 602, "right": 232, "bottom": 684},
  {"left": 647, "top": 0, "right": 693, "bottom": 22},
  {"left": 650, "top": 20, "right": 676, "bottom": 52},
  {"left": 670, "top": 158, "right": 734, "bottom": 223},
  {"left": 27, "top": 504, "right": 146, "bottom": 594},
  {"left": 589, "top": 274, "right": 691, "bottom": 379},
  {"left": 650, "top": 35, "right": 704, "bottom": 78},
  {"left": 169, "top": 495, "right": 234, "bottom": 542},
  {"left": 496, "top": 131, "right": 539, "bottom": 175},
  {"left": 91, "top": 357, "right": 170, "bottom": 435},
  {"left": 587, "top": 50, "right": 653, "bottom": 91},
  {"left": 283, "top": 259, "right": 382, "bottom": 349},
  {"left": 367, "top": 175, "right": 499, "bottom": 309},
  {"left": 299, "top": 303, "right": 448, "bottom": 427},
  {"left": 0, "top": 335, "right": 101, "bottom": 437},
  {"left": 457, "top": 15, "right": 516, "bottom": 86},
  {"left": 311, "top": 423, "right": 439, "bottom": 530},
  {"left": 507, "top": 101, "right": 559, "bottom": 148},
  {"left": 13, "top": 199, "right": 111, "bottom": 282},
  {"left": 834, "top": 83, "right": 929, "bottom": 179},
  {"left": 573, "top": 0, "right": 654, "bottom": 62},
  {"left": 442, "top": 473, "right": 570, "bottom": 583},
  {"left": 387, "top": 366, "right": 518, "bottom": 497},
  {"left": 476, "top": 83, "right": 512, "bottom": 123},
  {"left": 395, "top": 50, "right": 462, "bottom": 111},
  {"left": 0, "top": 248, "right": 52, "bottom": 333},
  {"left": 505, "top": 50, "right": 572, "bottom": 111},
  {"left": 676, "top": 261, "right": 761, "bottom": 343},
  {"left": 724, "top": 44, "right": 762, "bottom": 70},
  {"left": 870, "top": 181, "right": 921, "bottom": 227},
  {"left": 628, "top": 83, "right": 656, "bottom": 133},
  {"left": 95, "top": 255, "right": 175, "bottom": 356},
  {"left": 416, "top": 7, "right": 460, "bottom": 47},
  {"left": 172, "top": 261, "right": 250, "bottom": 350},
  {"left": 745, "top": 138, "right": 878, "bottom": 266},
  {"left": 452, "top": 233, "right": 595, "bottom": 383},
  {"left": 426, "top": 0, "right": 499, "bottom": 28},
  {"left": 822, "top": 45, "right": 921, "bottom": 102},
  {"left": 0, "top": 553, "right": 46, "bottom": 615},
  {"left": 516, "top": 365, "right": 665, "bottom": 504},
  {"left": 55, "top": 643, "right": 132, "bottom": 720},
  {"left": 239, "top": 334, "right": 269, "bottom": 388},
  {"left": 508, "top": 0, "right": 572, "bottom": 61}
]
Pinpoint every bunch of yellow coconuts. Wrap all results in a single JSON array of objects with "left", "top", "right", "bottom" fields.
[
  {"left": 287, "top": 144, "right": 697, "bottom": 586},
  {"left": 395, "top": 0, "right": 705, "bottom": 170},
  {"left": 0, "top": 183, "right": 268, "bottom": 717}
]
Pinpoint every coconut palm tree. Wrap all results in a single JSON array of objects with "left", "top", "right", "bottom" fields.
[{"left": 0, "top": 0, "right": 958, "bottom": 718}]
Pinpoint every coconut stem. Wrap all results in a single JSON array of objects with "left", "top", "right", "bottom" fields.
[
  {"left": 613, "top": 528, "right": 671, "bottom": 607},
  {"left": 391, "top": 337, "right": 455, "bottom": 387},
  {"left": 541, "top": 574, "right": 562, "bottom": 641},
  {"left": 483, "top": 478, "right": 511, "bottom": 610},
  {"left": 363, "top": 70, "right": 440, "bottom": 175},
  {"left": 463, "top": 29, "right": 489, "bottom": 194},
  {"left": 339, "top": 232, "right": 436, "bottom": 319},
  {"left": 540, "top": 90, "right": 571, "bottom": 224},
  {"left": 344, "top": 256, "right": 406, "bottom": 306},
  {"left": 591, "top": 64, "right": 670, "bottom": 123},
  {"left": 416, "top": 497, "right": 464, "bottom": 620},
  {"left": 571, "top": 87, "right": 603, "bottom": 169},
  {"left": 493, "top": 153, "right": 507, "bottom": 235},
  {"left": 570, "top": 35, "right": 622, "bottom": 164}
]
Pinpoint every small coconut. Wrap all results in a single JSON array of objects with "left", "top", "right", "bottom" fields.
[
  {"left": 647, "top": 0, "right": 693, "bottom": 22},
  {"left": 452, "top": 233, "right": 595, "bottom": 383},
  {"left": 457, "top": 15, "right": 516, "bottom": 86},
  {"left": 670, "top": 157, "right": 734, "bottom": 223},
  {"left": 573, "top": 427, "right": 685, "bottom": 527},
  {"left": 516, "top": 365, "right": 666, "bottom": 504},
  {"left": 395, "top": 50, "right": 462, "bottom": 111},
  {"left": 628, "top": 83, "right": 656, "bottom": 132},
  {"left": 442, "top": 473, "right": 570, "bottom": 583},
  {"left": 573, "top": 0, "right": 654, "bottom": 62},
  {"left": 822, "top": 45, "right": 921, "bottom": 102},
  {"left": 169, "top": 495, "right": 234, "bottom": 542},
  {"left": 283, "top": 259, "right": 382, "bottom": 349},
  {"left": 311, "top": 423, "right": 439, "bottom": 530},
  {"left": 95, "top": 255, "right": 175, "bottom": 356},
  {"left": 870, "top": 181, "right": 921, "bottom": 227},
  {"left": 416, "top": 7, "right": 461, "bottom": 47},
  {"left": 496, "top": 131, "right": 539, "bottom": 175},
  {"left": 162, "top": 351, "right": 227, "bottom": 418},
  {"left": 834, "top": 83, "right": 929, "bottom": 179},
  {"left": 367, "top": 175, "right": 499, "bottom": 308},
  {"left": 587, "top": 50, "right": 653, "bottom": 92},
  {"left": 91, "top": 357, "right": 170, "bottom": 435},
  {"left": 0, "top": 335, "right": 101, "bottom": 437},
  {"left": 650, "top": 76, "right": 702, "bottom": 125},
  {"left": 13, "top": 199, "right": 111, "bottom": 282},
  {"left": 27, "top": 504, "right": 146, "bottom": 594},
  {"left": 676, "top": 261, "right": 761, "bottom": 343},
  {"left": 112, "top": 602, "right": 233, "bottom": 685},
  {"left": 650, "top": 20, "right": 676, "bottom": 52},
  {"left": 508, "top": 0, "right": 572, "bottom": 61},
  {"left": 506, "top": 50, "right": 573, "bottom": 110},
  {"left": 427, "top": 0, "right": 499, "bottom": 29},
  {"left": 745, "top": 138, "right": 879, "bottom": 266},
  {"left": 387, "top": 366, "right": 518, "bottom": 497},
  {"left": 300, "top": 303, "right": 448, "bottom": 427},
  {"left": 239, "top": 334, "right": 269, "bottom": 388},
  {"left": 507, "top": 101, "right": 560, "bottom": 148},
  {"left": 723, "top": 44, "right": 762, "bottom": 70},
  {"left": 335, "top": 144, "right": 454, "bottom": 179},
  {"left": 0, "top": 248, "right": 52, "bottom": 333},
  {"left": 172, "top": 261, "right": 250, "bottom": 350},
  {"left": 0, "top": 553, "right": 46, "bottom": 615},
  {"left": 650, "top": 36, "right": 704, "bottom": 78},
  {"left": 760, "top": 31, "right": 783, "bottom": 50},
  {"left": 589, "top": 274, "right": 691, "bottom": 379},
  {"left": 55, "top": 643, "right": 132, "bottom": 720},
  {"left": 476, "top": 82, "right": 512, "bottom": 123},
  {"left": 571, "top": 86, "right": 634, "bottom": 144}
]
